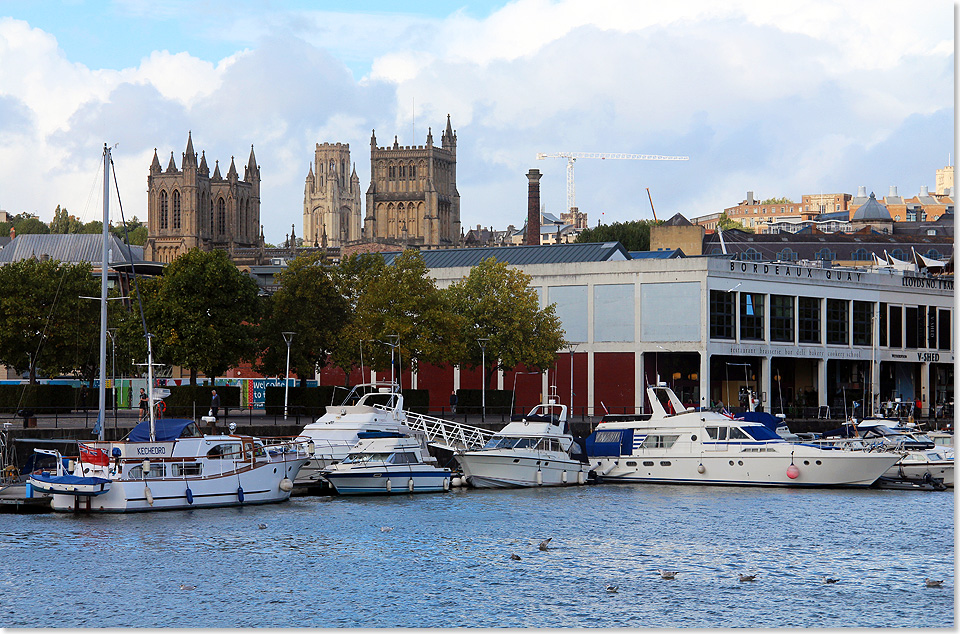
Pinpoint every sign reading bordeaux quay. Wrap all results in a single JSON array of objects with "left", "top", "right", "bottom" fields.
[{"left": 728, "top": 261, "right": 954, "bottom": 290}]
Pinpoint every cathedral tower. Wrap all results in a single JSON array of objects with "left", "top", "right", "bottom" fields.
[
  {"left": 364, "top": 114, "right": 461, "bottom": 246},
  {"left": 303, "top": 143, "right": 361, "bottom": 248},
  {"left": 145, "top": 132, "right": 260, "bottom": 262}
]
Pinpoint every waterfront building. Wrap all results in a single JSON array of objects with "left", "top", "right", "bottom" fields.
[
  {"left": 364, "top": 116, "right": 461, "bottom": 247},
  {"left": 303, "top": 143, "right": 362, "bottom": 248},
  {"left": 722, "top": 191, "right": 819, "bottom": 231},
  {"left": 145, "top": 132, "right": 261, "bottom": 263},
  {"left": 848, "top": 185, "right": 953, "bottom": 223},
  {"left": 329, "top": 243, "right": 952, "bottom": 421},
  {"left": 936, "top": 164, "right": 954, "bottom": 194}
]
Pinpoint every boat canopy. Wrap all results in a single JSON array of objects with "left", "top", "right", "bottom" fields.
[
  {"left": 128, "top": 418, "right": 196, "bottom": 442},
  {"left": 584, "top": 428, "right": 635, "bottom": 457},
  {"left": 357, "top": 431, "right": 405, "bottom": 439}
]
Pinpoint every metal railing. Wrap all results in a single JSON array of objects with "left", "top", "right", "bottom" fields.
[{"left": 396, "top": 408, "right": 495, "bottom": 451}]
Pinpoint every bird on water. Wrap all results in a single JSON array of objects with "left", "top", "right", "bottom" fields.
[
  {"left": 605, "top": 585, "right": 619, "bottom": 593},
  {"left": 823, "top": 577, "right": 840, "bottom": 584},
  {"left": 510, "top": 554, "right": 521, "bottom": 561},
  {"left": 925, "top": 579, "right": 944, "bottom": 588},
  {"left": 538, "top": 538, "right": 552, "bottom": 551},
  {"left": 738, "top": 574, "right": 757, "bottom": 582},
  {"left": 659, "top": 570, "right": 678, "bottom": 580}
]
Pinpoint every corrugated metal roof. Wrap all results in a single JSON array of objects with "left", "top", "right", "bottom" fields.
[
  {"left": 381, "top": 242, "right": 629, "bottom": 268},
  {"left": 0, "top": 234, "right": 144, "bottom": 265}
]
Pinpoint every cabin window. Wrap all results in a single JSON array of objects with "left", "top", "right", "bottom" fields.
[
  {"left": 626, "top": 461, "right": 637, "bottom": 467},
  {"left": 390, "top": 452, "right": 418, "bottom": 465},
  {"left": 127, "top": 463, "right": 165, "bottom": 479},
  {"left": 659, "top": 461, "right": 672, "bottom": 466},
  {"left": 207, "top": 443, "right": 241, "bottom": 459},
  {"left": 729, "top": 428, "right": 750, "bottom": 440},
  {"left": 172, "top": 463, "right": 202, "bottom": 477},
  {"left": 594, "top": 431, "right": 622, "bottom": 444},
  {"left": 705, "top": 427, "right": 727, "bottom": 440},
  {"left": 640, "top": 434, "right": 680, "bottom": 449}
]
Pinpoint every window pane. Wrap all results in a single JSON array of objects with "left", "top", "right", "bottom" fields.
[
  {"left": 889, "top": 306, "right": 903, "bottom": 347},
  {"left": 770, "top": 295, "right": 794, "bottom": 342},
  {"left": 826, "top": 299, "right": 848, "bottom": 345},
  {"left": 710, "top": 290, "right": 735, "bottom": 340},
  {"left": 798, "top": 297, "right": 820, "bottom": 344},
  {"left": 905, "top": 307, "right": 918, "bottom": 348},
  {"left": 852, "top": 301, "right": 872, "bottom": 346},
  {"left": 740, "top": 293, "right": 764, "bottom": 341}
]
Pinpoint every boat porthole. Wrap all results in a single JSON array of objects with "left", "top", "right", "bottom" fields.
[
  {"left": 691, "top": 435, "right": 697, "bottom": 441},
  {"left": 626, "top": 461, "right": 637, "bottom": 466},
  {"left": 643, "top": 461, "right": 654, "bottom": 467},
  {"left": 729, "top": 460, "right": 735, "bottom": 466},
  {"left": 274, "top": 468, "right": 277, "bottom": 473},
  {"left": 513, "top": 459, "right": 520, "bottom": 463},
  {"left": 544, "top": 462, "right": 549, "bottom": 466},
  {"left": 803, "top": 460, "right": 810, "bottom": 466},
  {"left": 738, "top": 460, "right": 743, "bottom": 466},
  {"left": 660, "top": 461, "right": 671, "bottom": 467},
  {"left": 536, "top": 461, "right": 541, "bottom": 465},
  {"left": 815, "top": 460, "right": 822, "bottom": 466}
]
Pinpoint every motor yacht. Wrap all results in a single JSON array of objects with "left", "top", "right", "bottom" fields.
[
  {"left": 321, "top": 431, "right": 451, "bottom": 495},
  {"left": 457, "top": 400, "right": 589, "bottom": 488},
  {"left": 295, "top": 383, "right": 411, "bottom": 487},
  {"left": 584, "top": 385, "right": 901, "bottom": 487}
]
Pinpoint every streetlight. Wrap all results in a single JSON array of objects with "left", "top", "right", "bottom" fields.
[
  {"left": 477, "top": 338, "right": 490, "bottom": 422},
  {"left": 282, "top": 332, "right": 295, "bottom": 420},
  {"left": 379, "top": 335, "right": 400, "bottom": 388}
]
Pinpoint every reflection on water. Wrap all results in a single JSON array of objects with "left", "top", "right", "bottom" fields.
[{"left": 1, "top": 484, "right": 953, "bottom": 628}]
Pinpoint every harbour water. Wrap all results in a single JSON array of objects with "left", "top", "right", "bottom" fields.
[{"left": 2, "top": 484, "right": 953, "bottom": 628}]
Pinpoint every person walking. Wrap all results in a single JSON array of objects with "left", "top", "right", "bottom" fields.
[
  {"left": 211, "top": 389, "right": 221, "bottom": 420},
  {"left": 449, "top": 391, "right": 458, "bottom": 415},
  {"left": 138, "top": 388, "right": 148, "bottom": 422}
]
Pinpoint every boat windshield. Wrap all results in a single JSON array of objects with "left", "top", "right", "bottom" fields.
[
  {"left": 482, "top": 437, "right": 556, "bottom": 450},
  {"left": 342, "top": 452, "right": 393, "bottom": 464}
]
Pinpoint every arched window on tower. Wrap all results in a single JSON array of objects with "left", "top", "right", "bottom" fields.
[
  {"left": 159, "top": 190, "right": 168, "bottom": 230},
  {"left": 172, "top": 190, "right": 181, "bottom": 230},
  {"left": 217, "top": 197, "right": 226, "bottom": 236},
  {"left": 209, "top": 198, "right": 214, "bottom": 234}
]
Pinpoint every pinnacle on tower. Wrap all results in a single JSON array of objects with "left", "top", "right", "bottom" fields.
[
  {"left": 426, "top": 127, "right": 433, "bottom": 146},
  {"left": 150, "top": 149, "right": 161, "bottom": 173},
  {"left": 198, "top": 150, "right": 208, "bottom": 174},
  {"left": 212, "top": 160, "right": 222, "bottom": 180},
  {"left": 227, "top": 156, "right": 238, "bottom": 180},
  {"left": 184, "top": 131, "right": 196, "bottom": 166},
  {"left": 166, "top": 151, "right": 177, "bottom": 172}
]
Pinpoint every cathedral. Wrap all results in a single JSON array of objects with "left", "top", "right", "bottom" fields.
[
  {"left": 302, "top": 143, "right": 362, "bottom": 248},
  {"left": 145, "top": 132, "right": 261, "bottom": 263},
  {"left": 363, "top": 115, "right": 461, "bottom": 247}
]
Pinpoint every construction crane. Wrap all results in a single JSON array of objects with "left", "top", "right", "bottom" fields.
[{"left": 536, "top": 151, "right": 689, "bottom": 215}]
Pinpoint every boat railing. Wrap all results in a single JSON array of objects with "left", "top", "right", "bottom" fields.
[{"left": 396, "top": 408, "right": 495, "bottom": 451}]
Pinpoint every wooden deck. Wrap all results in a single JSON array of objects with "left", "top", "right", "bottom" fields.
[{"left": 0, "top": 484, "right": 53, "bottom": 513}]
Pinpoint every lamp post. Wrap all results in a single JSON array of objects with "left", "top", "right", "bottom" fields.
[
  {"left": 477, "top": 338, "right": 489, "bottom": 422},
  {"left": 282, "top": 332, "right": 295, "bottom": 420}
]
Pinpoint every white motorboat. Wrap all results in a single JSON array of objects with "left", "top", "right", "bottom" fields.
[
  {"left": 584, "top": 385, "right": 901, "bottom": 487},
  {"left": 457, "top": 400, "right": 589, "bottom": 488},
  {"left": 29, "top": 420, "right": 310, "bottom": 512},
  {"left": 882, "top": 448, "right": 953, "bottom": 487},
  {"left": 295, "top": 383, "right": 412, "bottom": 486},
  {"left": 321, "top": 431, "right": 451, "bottom": 495}
]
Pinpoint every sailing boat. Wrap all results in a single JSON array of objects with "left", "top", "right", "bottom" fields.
[{"left": 28, "top": 145, "right": 311, "bottom": 512}]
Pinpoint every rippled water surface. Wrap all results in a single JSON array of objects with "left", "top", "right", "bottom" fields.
[{"left": 1, "top": 484, "right": 953, "bottom": 628}]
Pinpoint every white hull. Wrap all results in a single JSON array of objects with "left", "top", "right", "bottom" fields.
[
  {"left": 458, "top": 452, "right": 588, "bottom": 488},
  {"left": 591, "top": 448, "right": 900, "bottom": 487},
  {"left": 324, "top": 468, "right": 451, "bottom": 495},
  {"left": 884, "top": 461, "right": 954, "bottom": 487},
  {"left": 48, "top": 458, "right": 308, "bottom": 512}
]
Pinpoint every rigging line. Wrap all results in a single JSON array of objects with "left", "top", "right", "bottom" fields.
[{"left": 109, "top": 155, "right": 150, "bottom": 340}]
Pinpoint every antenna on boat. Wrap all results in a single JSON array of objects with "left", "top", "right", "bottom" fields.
[{"left": 94, "top": 144, "right": 111, "bottom": 441}]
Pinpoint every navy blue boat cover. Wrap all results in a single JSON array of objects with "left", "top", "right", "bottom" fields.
[
  {"left": 31, "top": 473, "right": 111, "bottom": 486},
  {"left": 735, "top": 411, "right": 781, "bottom": 431},
  {"left": 584, "top": 428, "right": 635, "bottom": 457},
  {"left": 128, "top": 418, "right": 194, "bottom": 442}
]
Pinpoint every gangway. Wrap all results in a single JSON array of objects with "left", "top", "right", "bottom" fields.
[{"left": 374, "top": 406, "right": 495, "bottom": 451}]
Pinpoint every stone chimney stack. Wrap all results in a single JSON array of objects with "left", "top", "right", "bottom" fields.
[{"left": 526, "top": 169, "right": 541, "bottom": 246}]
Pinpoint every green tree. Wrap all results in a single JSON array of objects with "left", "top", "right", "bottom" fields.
[
  {"left": 335, "top": 250, "right": 460, "bottom": 378},
  {"left": 0, "top": 258, "right": 99, "bottom": 383},
  {"left": 761, "top": 197, "right": 794, "bottom": 204},
  {"left": 12, "top": 214, "right": 50, "bottom": 235},
  {"left": 574, "top": 219, "right": 657, "bottom": 251},
  {"left": 50, "top": 205, "right": 70, "bottom": 233},
  {"left": 256, "top": 253, "right": 348, "bottom": 382},
  {"left": 444, "top": 257, "right": 566, "bottom": 386},
  {"left": 717, "top": 212, "right": 754, "bottom": 233},
  {"left": 151, "top": 249, "right": 260, "bottom": 385},
  {"left": 111, "top": 216, "right": 147, "bottom": 246}
]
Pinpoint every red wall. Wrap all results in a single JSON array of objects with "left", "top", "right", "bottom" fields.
[
  {"left": 552, "top": 352, "right": 589, "bottom": 418},
  {"left": 594, "top": 352, "right": 635, "bottom": 415},
  {"left": 503, "top": 365, "right": 543, "bottom": 415},
  {"left": 416, "top": 362, "right": 454, "bottom": 410}
]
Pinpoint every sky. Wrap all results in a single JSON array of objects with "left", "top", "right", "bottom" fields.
[{"left": 0, "top": 0, "right": 953, "bottom": 245}]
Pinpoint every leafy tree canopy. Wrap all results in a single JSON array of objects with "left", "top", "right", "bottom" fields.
[
  {"left": 717, "top": 212, "right": 754, "bottom": 233},
  {"left": 760, "top": 197, "right": 794, "bottom": 204},
  {"left": 574, "top": 219, "right": 657, "bottom": 251}
]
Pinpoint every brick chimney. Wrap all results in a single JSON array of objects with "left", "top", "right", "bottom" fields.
[{"left": 526, "top": 169, "right": 541, "bottom": 246}]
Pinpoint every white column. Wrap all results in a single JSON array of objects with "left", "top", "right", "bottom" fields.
[
  {"left": 453, "top": 365, "right": 460, "bottom": 391},
  {"left": 698, "top": 351, "right": 709, "bottom": 411},
  {"left": 919, "top": 361, "right": 930, "bottom": 418},
  {"left": 817, "top": 358, "right": 828, "bottom": 409},
  {"left": 760, "top": 355, "right": 772, "bottom": 412},
  {"left": 587, "top": 350, "right": 595, "bottom": 417}
]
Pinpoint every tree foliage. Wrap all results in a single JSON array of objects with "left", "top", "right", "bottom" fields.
[
  {"left": 443, "top": 257, "right": 566, "bottom": 384},
  {"left": 256, "top": 252, "right": 348, "bottom": 381},
  {"left": 0, "top": 258, "right": 99, "bottom": 383},
  {"left": 717, "top": 212, "right": 754, "bottom": 233},
  {"left": 760, "top": 197, "right": 794, "bottom": 204},
  {"left": 150, "top": 249, "right": 260, "bottom": 384},
  {"left": 574, "top": 219, "right": 657, "bottom": 251}
]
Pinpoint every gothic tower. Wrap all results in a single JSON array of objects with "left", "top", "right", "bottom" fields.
[
  {"left": 364, "top": 114, "right": 461, "bottom": 247},
  {"left": 145, "top": 132, "right": 261, "bottom": 262},
  {"left": 303, "top": 143, "right": 361, "bottom": 248}
]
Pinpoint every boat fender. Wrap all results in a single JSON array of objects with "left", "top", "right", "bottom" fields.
[
  {"left": 237, "top": 485, "right": 245, "bottom": 503},
  {"left": 185, "top": 486, "right": 194, "bottom": 504},
  {"left": 144, "top": 485, "right": 154, "bottom": 506},
  {"left": 443, "top": 478, "right": 450, "bottom": 491},
  {"left": 307, "top": 440, "right": 316, "bottom": 456},
  {"left": 536, "top": 470, "right": 543, "bottom": 486},
  {"left": 561, "top": 470, "right": 568, "bottom": 484},
  {"left": 577, "top": 471, "right": 585, "bottom": 485},
  {"left": 599, "top": 460, "right": 616, "bottom": 476},
  {"left": 142, "top": 459, "right": 150, "bottom": 473},
  {"left": 68, "top": 460, "right": 75, "bottom": 474},
  {"left": 450, "top": 477, "right": 462, "bottom": 487},
  {"left": 786, "top": 464, "right": 800, "bottom": 479},
  {"left": 386, "top": 479, "right": 392, "bottom": 493},
  {"left": 697, "top": 464, "right": 706, "bottom": 474},
  {"left": 279, "top": 477, "right": 293, "bottom": 492},
  {"left": 408, "top": 478, "right": 415, "bottom": 492}
]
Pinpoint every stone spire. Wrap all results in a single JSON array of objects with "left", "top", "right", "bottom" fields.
[
  {"left": 166, "top": 151, "right": 177, "bottom": 173},
  {"left": 245, "top": 144, "right": 258, "bottom": 181},
  {"left": 426, "top": 127, "right": 433, "bottom": 147},
  {"left": 183, "top": 131, "right": 196, "bottom": 167},
  {"left": 198, "top": 150, "right": 208, "bottom": 175},
  {"left": 226, "top": 156, "right": 238, "bottom": 180},
  {"left": 212, "top": 160, "right": 222, "bottom": 180},
  {"left": 150, "top": 148, "right": 162, "bottom": 174}
]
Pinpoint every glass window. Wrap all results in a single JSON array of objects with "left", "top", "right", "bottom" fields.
[
  {"left": 594, "top": 284, "right": 635, "bottom": 342},
  {"left": 705, "top": 427, "right": 727, "bottom": 440},
  {"left": 852, "top": 301, "right": 872, "bottom": 346},
  {"left": 770, "top": 295, "right": 794, "bottom": 343},
  {"left": 776, "top": 248, "right": 797, "bottom": 261},
  {"left": 710, "top": 290, "right": 735, "bottom": 340},
  {"left": 172, "top": 463, "right": 202, "bottom": 477},
  {"left": 889, "top": 306, "right": 903, "bottom": 347},
  {"left": 729, "top": 428, "right": 750, "bottom": 440},
  {"left": 127, "top": 463, "right": 165, "bottom": 479},
  {"left": 826, "top": 299, "right": 848, "bottom": 345},
  {"left": 641, "top": 435, "right": 680, "bottom": 449},
  {"left": 740, "top": 293, "right": 764, "bottom": 341},
  {"left": 938, "top": 309, "right": 951, "bottom": 350},
  {"left": 814, "top": 248, "right": 835, "bottom": 262},
  {"left": 207, "top": 443, "right": 241, "bottom": 459},
  {"left": 905, "top": 307, "right": 918, "bottom": 348},
  {"left": 798, "top": 297, "right": 820, "bottom": 344},
  {"left": 851, "top": 248, "right": 870, "bottom": 261},
  {"left": 593, "top": 431, "right": 622, "bottom": 444}
]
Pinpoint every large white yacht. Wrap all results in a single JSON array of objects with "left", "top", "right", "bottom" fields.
[
  {"left": 584, "top": 385, "right": 901, "bottom": 487},
  {"left": 457, "top": 400, "right": 589, "bottom": 488},
  {"left": 295, "top": 383, "right": 411, "bottom": 486}
]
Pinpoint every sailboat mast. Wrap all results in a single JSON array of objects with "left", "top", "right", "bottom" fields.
[
  {"left": 147, "top": 333, "right": 156, "bottom": 442},
  {"left": 97, "top": 144, "right": 111, "bottom": 441}
]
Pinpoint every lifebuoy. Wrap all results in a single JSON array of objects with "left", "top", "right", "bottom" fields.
[{"left": 155, "top": 401, "right": 166, "bottom": 417}]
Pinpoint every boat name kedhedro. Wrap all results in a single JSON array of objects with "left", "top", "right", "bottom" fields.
[{"left": 134, "top": 445, "right": 169, "bottom": 456}]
